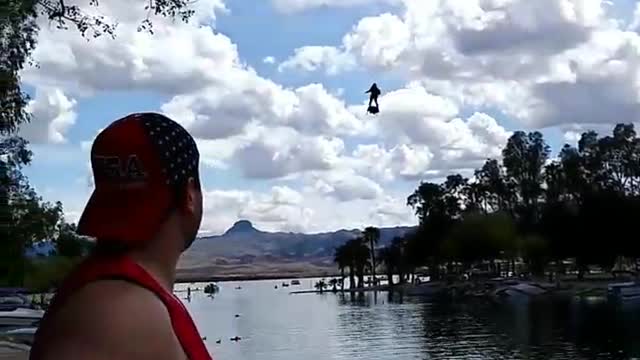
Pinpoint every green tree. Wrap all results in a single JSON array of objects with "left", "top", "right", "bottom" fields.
[
  {"left": 362, "top": 226, "right": 380, "bottom": 286},
  {"left": 538, "top": 201, "right": 578, "bottom": 275},
  {"left": 444, "top": 211, "right": 517, "bottom": 275},
  {"left": 314, "top": 279, "right": 327, "bottom": 293},
  {"left": 350, "top": 238, "right": 370, "bottom": 288},
  {"left": 599, "top": 124, "right": 638, "bottom": 194},
  {"left": 335, "top": 238, "right": 370, "bottom": 289},
  {"left": 1, "top": 0, "right": 198, "bottom": 286},
  {"left": 407, "top": 182, "right": 445, "bottom": 224},
  {"left": 400, "top": 123, "right": 640, "bottom": 281},
  {"left": 1, "top": 1, "right": 38, "bottom": 134},
  {"left": 333, "top": 245, "right": 348, "bottom": 290},
  {"left": 407, "top": 178, "right": 463, "bottom": 281},
  {"left": 3, "top": 0, "right": 197, "bottom": 129},
  {"left": 378, "top": 237, "right": 404, "bottom": 286},
  {"left": 2, "top": 189, "right": 62, "bottom": 286},
  {"left": 54, "top": 222, "right": 93, "bottom": 258},
  {"left": 2, "top": 0, "right": 198, "bottom": 134},
  {"left": 577, "top": 130, "right": 605, "bottom": 191},
  {"left": 558, "top": 144, "right": 586, "bottom": 202},
  {"left": 24, "top": 256, "right": 77, "bottom": 292},
  {"left": 328, "top": 278, "right": 339, "bottom": 292},
  {"left": 473, "top": 159, "right": 514, "bottom": 213},
  {"left": 502, "top": 131, "right": 550, "bottom": 226},
  {"left": 520, "top": 234, "right": 548, "bottom": 277}
]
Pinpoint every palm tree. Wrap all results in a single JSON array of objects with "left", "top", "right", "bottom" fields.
[
  {"left": 334, "top": 245, "right": 348, "bottom": 290},
  {"left": 378, "top": 247, "right": 395, "bottom": 286},
  {"left": 363, "top": 226, "right": 380, "bottom": 286},
  {"left": 328, "top": 278, "right": 339, "bottom": 292},
  {"left": 334, "top": 238, "right": 371, "bottom": 289},
  {"left": 378, "top": 237, "right": 403, "bottom": 287},
  {"left": 314, "top": 279, "right": 327, "bottom": 293},
  {"left": 335, "top": 241, "right": 356, "bottom": 289},
  {"left": 350, "top": 237, "right": 371, "bottom": 288}
]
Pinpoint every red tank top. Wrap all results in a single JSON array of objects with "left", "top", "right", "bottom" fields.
[{"left": 39, "top": 255, "right": 212, "bottom": 360}]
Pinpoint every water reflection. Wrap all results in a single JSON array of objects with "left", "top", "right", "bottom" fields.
[{"left": 176, "top": 280, "right": 640, "bottom": 360}]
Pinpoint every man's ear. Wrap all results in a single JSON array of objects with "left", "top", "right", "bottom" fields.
[{"left": 184, "top": 178, "right": 199, "bottom": 214}]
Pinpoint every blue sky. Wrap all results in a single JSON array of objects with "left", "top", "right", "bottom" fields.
[{"left": 18, "top": 0, "right": 640, "bottom": 234}]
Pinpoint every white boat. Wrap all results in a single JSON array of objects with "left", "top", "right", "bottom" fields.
[
  {"left": 0, "top": 308, "right": 44, "bottom": 329},
  {"left": 0, "top": 340, "right": 30, "bottom": 358},
  {"left": 492, "top": 282, "right": 547, "bottom": 303},
  {"left": 1, "top": 327, "right": 37, "bottom": 346},
  {"left": 607, "top": 282, "right": 640, "bottom": 302},
  {"left": 0, "top": 294, "right": 35, "bottom": 312}
]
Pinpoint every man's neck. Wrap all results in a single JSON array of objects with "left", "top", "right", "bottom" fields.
[{"left": 129, "top": 250, "right": 179, "bottom": 291}]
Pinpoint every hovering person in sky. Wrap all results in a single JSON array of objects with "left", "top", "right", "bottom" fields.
[
  {"left": 366, "top": 82, "right": 381, "bottom": 109},
  {"left": 29, "top": 113, "right": 212, "bottom": 360}
]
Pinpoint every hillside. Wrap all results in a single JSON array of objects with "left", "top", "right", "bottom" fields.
[{"left": 177, "top": 220, "right": 415, "bottom": 280}]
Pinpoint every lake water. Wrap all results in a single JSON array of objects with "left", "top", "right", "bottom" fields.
[{"left": 176, "top": 279, "right": 640, "bottom": 360}]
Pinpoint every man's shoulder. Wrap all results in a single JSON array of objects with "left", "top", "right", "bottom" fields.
[
  {"left": 32, "top": 280, "right": 184, "bottom": 360},
  {"left": 54, "top": 279, "right": 166, "bottom": 326}
]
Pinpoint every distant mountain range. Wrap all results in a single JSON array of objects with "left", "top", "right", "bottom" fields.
[
  {"left": 26, "top": 220, "right": 417, "bottom": 279},
  {"left": 177, "top": 220, "right": 416, "bottom": 278}
]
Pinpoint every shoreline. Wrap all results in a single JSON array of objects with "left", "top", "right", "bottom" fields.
[
  {"left": 288, "top": 279, "right": 615, "bottom": 297},
  {"left": 175, "top": 271, "right": 339, "bottom": 284},
  {"left": 175, "top": 271, "right": 634, "bottom": 287},
  {"left": 174, "top": 272, "right": 626, "bottom": 301}
]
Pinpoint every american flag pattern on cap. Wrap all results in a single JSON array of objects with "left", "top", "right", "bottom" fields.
[{"left": 135, "top": 113, "right": 200, "bottom": 186}]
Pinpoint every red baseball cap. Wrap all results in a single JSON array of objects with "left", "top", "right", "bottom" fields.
[{"left": 77, "top": 112, "right": 200, "bottom": 245}]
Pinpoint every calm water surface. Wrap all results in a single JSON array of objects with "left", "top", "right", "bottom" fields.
[{"left": 175, "top": 279, "right": 640, "bottom": 360}]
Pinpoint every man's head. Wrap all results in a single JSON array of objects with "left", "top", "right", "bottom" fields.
[{"left": 77, "top": 112, "right": 203, "bottom": 253}]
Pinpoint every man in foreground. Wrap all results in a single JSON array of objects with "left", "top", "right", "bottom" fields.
[{"left": 30, "top": 113, "right": 212, "bottom": 360}]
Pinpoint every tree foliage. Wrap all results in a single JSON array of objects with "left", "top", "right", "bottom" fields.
[
  {"left": 363, "top": 226, "right": 380, "bottom": 284},
  {"left": 334, "top": 238, "right": 370, "bottom": 289},
  {"left": 1, "top": 0, "right": 195, "bottom": 287},
  {"left": 338, "top": 123, "right": 640, "bottom": 283},
  {"left": 2, "top": 0, "right": 197, "bottom": 134},
  {"left": 408, "top": 124, "right": 640, "bottom": 279},
  {"left": 1, "top": 0, "right": 38, "bottom": 134}
]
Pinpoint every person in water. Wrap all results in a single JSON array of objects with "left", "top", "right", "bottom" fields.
[
  {"left": 30, "top": 113, "right": 211, "bottom": 360},
  {"left": 366, "top": 83, "right": 381, "bottom": 108}
]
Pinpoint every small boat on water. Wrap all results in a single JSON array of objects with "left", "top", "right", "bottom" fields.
[
  {"left": 0, "top": 289, "right": 44, "bottom": 331},
  {"left": 491, "top": 282, "right": 547, "bottom": 303},
  {"left": 0, "top": 292, "right": 37, "bottom": 312},
  {"left": 0, "top": 308, "right": 43, "bottom": 330},
  {"left": 291, "top": 280, "right": 301, "bottom": 286},
  {"left": 607, "top": 282, "right": 640, "bottom": 302},
  {"left": 1, "top": 327, "right": 37, "bottom": 346}
]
